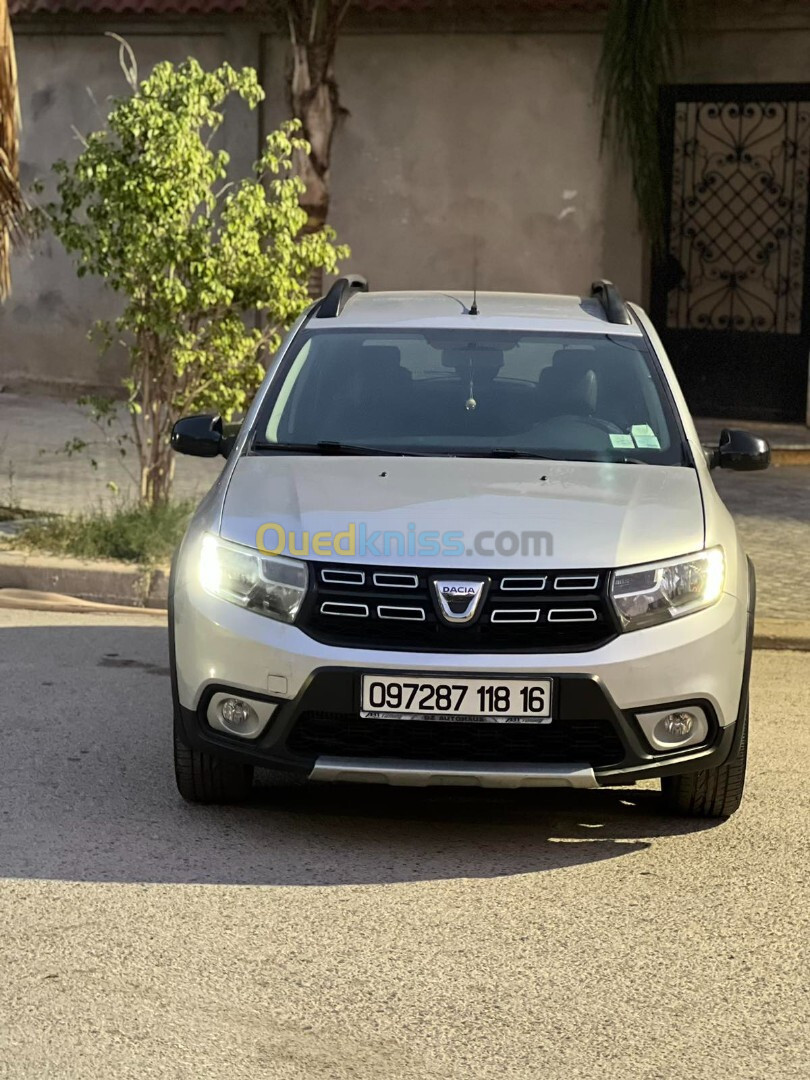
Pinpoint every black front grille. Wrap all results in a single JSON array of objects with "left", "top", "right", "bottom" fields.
[
  {"left": 288, "top": 711, "right": 625, "bottom": 767},
  {"left": 298, "top": 562, "right": 619, "bottom": 652}
]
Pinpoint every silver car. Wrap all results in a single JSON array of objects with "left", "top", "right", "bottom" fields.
[{"left": 169, "top": 278, "right": 769, "bottom": 817}]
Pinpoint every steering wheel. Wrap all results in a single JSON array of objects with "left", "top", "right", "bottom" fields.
[
  {"left": 577, "top": 414, "right": 625, "bottom": 436},
  {"left": 547, "top": 413, "right": 624, "bottom": 436}
]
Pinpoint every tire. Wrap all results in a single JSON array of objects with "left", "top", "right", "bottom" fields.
[
  {"left": 174, "top": 718, "right": 255, "bottom": 805},
  {"left": 169, "top": 565, "right": 254, "bottom": 805},
  {"left": 660, "top": 706, "right": 748, "bottom": 819}
]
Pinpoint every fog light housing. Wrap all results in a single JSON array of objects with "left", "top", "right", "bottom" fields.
[
  {"left": 635, "top": 706, "right": 709, "bottom": 752},
  {"left": 206, "top": 692, "right": 277, "bottom": 740},
  {"left": 659, "top": 712, "right": 694, "bottom": 739},
  {"left": 220, "top": 697, "right": 258, "bottom": 733}
]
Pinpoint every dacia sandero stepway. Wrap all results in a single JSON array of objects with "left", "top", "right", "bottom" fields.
[{"left": 169, "top": 278, "right": 769, "bottom": 818}]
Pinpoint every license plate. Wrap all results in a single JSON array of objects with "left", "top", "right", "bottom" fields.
[{"left": 360, "top": 675, "right": 553, "bottom": 724}]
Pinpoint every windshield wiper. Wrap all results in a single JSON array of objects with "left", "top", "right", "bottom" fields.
[
  {"left": 252, "top": 439, "right": 424, "bottom": 457},
  {"left": 458, "top": 449, "right": 651, "bottom": 464},
  {"left": 478, "top": 448, "right": 557, "bottom": 460}
]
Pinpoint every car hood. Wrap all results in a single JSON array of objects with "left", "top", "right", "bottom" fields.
[{"left": 219, "top": 455, "right": 705, "bottom": 570}]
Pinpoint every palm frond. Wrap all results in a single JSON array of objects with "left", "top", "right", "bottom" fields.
[
  {"left": 598, "top": 0, "right": 685, "bottom": 248},
  {"left": 0, "top": 0, "right": 23, "bottom": 300}
]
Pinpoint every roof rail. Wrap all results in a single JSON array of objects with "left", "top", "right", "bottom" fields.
[
  {"left": 317, "top": 274, "right": 369, "bottom": 318},
  {"left": 590, "top": 280, "right": 632, "bottom": 325}
]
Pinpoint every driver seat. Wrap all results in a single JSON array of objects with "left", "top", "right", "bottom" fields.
[{"left": 536, "top": 363, "right": 598, "bottom": 421}]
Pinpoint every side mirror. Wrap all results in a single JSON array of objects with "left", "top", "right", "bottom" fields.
[
  {"left": 171, "top": 414, "right": 224, "bottom": 458},
  {"left": 706, "top": 428, "right": 770, "bottom": 471}
]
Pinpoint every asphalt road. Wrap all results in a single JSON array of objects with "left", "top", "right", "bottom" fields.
[{"left": 0, "top": 610, "right": 808, "bottom": 1080}]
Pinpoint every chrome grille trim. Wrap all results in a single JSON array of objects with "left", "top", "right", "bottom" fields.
[
  {"left": 377, "top": 605, "right": 426, "bottom": 621},
  {"left": 320, "top": 602, "right": 369, "bottom": 618},
  {"left": 490, "top": 609, "right": 541, "bottom": 624},
  {"left": 554, "top": 575, "right": 600, "bottom": 591},
  {"left": 500, "top": 576, "right": 547, "bottom": 591},
  {"left": 309, "top": 561, "right": 614, "bottom": 651},
  {"left": 321, "top": 569, "right": 365, "bottom": 586},
  {"left": 372, "top": 572, "right": 419, "bottom": 589},
  {"left": 547, "top": 608, "right": 598, "bottom": 623}
]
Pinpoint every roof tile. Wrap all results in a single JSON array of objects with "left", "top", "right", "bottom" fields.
[
  {"left": 10, "top": 1, "right": 254, "bottom": 14},
  {"left": 10, "top": 0, "right": 608, "bottom": 16}
]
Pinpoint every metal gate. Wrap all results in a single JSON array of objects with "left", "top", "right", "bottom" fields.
[{"left": 651, "top": 84, "right": 810, "bottom": 422}]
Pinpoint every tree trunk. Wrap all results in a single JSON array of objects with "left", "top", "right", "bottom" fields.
[
  {"left": 139, "top": 445, "right": 175, "bottom": 508},
  {"left": 133, "top": 349, "right": 176, "bottom": 507},
  {"left": 138, "top": 398, "right": 176, "bottom": 507},
  {"left": 286, "top": 3, "right": 348, "bottom": 297},
  {"left": 289, "top": 43, "right": 335, "bottom": 233}
]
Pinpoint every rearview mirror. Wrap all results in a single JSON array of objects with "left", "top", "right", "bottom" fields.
[
  {"left": 171, "top": 414, "right": 224, "bottom": 458},
  {"left": 705, "top": 428, "right": 770, "bottom": 471}
]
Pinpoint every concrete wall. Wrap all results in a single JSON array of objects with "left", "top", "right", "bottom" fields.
[
  {"left": 263, "top": 33, "right": 639, "bottom": 300},
  {"left": 681, "top": 23, "right": 810, "bottom": 83},
  {"left": 2, "top": 12, "right": 809, "bottom": 395},
  {"left": 0, "top": 27, "right": 256, "bottom": 395}
]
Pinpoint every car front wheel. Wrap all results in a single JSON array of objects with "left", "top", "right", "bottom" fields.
[
  {"left": 660, "top": 707, "right": 748, "bottom": 819},
  {"left": 173, "top": 717, "right": 254, "bottom": 804}
]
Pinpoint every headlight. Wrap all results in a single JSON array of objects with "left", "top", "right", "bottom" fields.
[
  {"left": 199, "top": 534, "right": 308, "bottom": 623},
  {"left": 610, "top": 547, "right": 725, "bottom": 632}
]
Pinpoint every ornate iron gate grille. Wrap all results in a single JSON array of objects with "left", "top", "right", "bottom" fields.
[{"left": 665, "top": 90, "right": 810, "bottom": 336}]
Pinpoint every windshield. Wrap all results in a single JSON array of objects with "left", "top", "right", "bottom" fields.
[{"left": 255, "top": 329, "right": 686, "bottom": 465}]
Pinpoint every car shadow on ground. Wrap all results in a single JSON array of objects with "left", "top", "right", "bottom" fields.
[{"left": 0, "top": 622, "right": 721, "bottom": 887}]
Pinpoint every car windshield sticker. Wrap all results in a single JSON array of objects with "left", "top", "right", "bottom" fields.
[
  {"left": 631, "top": 424, "right": 661, "bottom": 449},
  {"left": 610, "top": 433, "right": 635, "bottom": 448}
]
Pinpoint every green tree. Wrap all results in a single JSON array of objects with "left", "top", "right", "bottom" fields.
[{"left": 48, "top": 53, "right": 348, "bottom": 506}]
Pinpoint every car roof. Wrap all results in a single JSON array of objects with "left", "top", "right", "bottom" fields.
[{"left": 311, "top": 290, "right": 644, "bottom": 337}]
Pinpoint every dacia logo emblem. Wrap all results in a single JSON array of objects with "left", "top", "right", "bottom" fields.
[{"left": 431, "top": 578, "right": 488, "bottom": 625}]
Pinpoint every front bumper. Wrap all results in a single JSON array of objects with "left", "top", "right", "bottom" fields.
[
  {"left": 172, "top": 577, "right": 751, "bottom": 787},
  {"left": 175, "top": 666, "right": 742, "bottom": 787}
]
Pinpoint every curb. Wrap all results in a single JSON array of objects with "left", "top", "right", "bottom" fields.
[
  {"left": 0, "top": 550, "right": 168, "bottom": 609},
  {"left": 0, "top": 588, "right": 167, "bottom": 616},
  {"left": 753, "top": 618, "right": 810, "bottom": 652},
  {"left": 770, "top": 448, "right": 810, "bottom": 467}
]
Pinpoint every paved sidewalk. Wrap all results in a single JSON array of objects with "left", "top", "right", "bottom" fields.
[
  {"left": 0, "top": 393, "right": 219, "bottom": 512},
  {"left": 711, "top": 467, "right": 810, "bottom": 620},
  {"left": 1, "top": 393, "right": 808, "bottom": 621}
]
